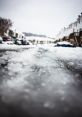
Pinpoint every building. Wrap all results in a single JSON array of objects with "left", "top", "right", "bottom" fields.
[
  {"left": 55, "top": 13, "right": 82, "bottom": 46},
  {"left": 26, "top": 36, "right": 54, "bottom": 45}
]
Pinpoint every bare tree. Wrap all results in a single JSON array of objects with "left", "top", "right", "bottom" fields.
[{"left": 0, "top": 17, "right": 12, "bottom": 36}]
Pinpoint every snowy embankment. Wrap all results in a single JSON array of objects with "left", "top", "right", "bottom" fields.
[{"left": 0, "top": 44, "right": 35, "bottom": 51}]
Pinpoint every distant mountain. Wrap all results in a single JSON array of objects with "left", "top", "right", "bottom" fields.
[{"left": 23, "top": 32, "right": 47, "bottom": 38}]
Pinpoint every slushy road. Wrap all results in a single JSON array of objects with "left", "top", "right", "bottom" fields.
[{"left": 0, "top": 45, "right": 82, "bottom": 117}]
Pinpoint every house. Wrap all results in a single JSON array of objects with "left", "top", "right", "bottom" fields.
[{"left": 26, "top": 36, "right": 54, "bottom": 45}]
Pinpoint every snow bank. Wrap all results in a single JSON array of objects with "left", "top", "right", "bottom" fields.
[
  {"left": 57, "top": 41, "right": 73, "bottom": 45},
  {"left": 0, "top": 44, "right": 35, "bottom": 51}
]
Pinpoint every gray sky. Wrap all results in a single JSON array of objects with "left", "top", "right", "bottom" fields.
[{"left": 0, "top": 0, "right": 82, "bottom": 37}]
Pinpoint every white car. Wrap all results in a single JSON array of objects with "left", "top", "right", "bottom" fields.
[{"left": 55, "top": 41, "right": 75, "bottom": 47}]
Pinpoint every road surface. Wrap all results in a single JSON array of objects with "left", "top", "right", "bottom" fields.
[{"left": 0, "top": 45, "right": 82, "bottom": 117}]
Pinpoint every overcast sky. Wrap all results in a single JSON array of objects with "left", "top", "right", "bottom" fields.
[{"left": 0, "top": 0, "right": 82, "bottom": 37}]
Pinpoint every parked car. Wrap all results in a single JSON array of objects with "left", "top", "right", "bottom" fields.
[
  {"left": 55, "top": 41, "right": 75, "bottom": 47},
  {"left": 20, "top": 39, "right": 32, "bottom": 45},
  {"left": 16, "top": 40, "right": 22, "bottom": 45},
  {"left": 21, "top": 39, "right": 32, "bottom": 45},
  {"left": 26, "top": 40, "right": 31, "bottom": 45},
  {"left": 0, "top": 36, "right": 3, "bottom": 44},
  {"left": 21, "top": 39, "right": 27, "bottom": 45},
  {"left": 13, "top": 38, "right": 22, "bottom": 45},
  {"left": 14, "top": 38, "right": 32, "bottom": 45},
  {"left": 3, "top": 36, "right": 11, "bottom": 41}
]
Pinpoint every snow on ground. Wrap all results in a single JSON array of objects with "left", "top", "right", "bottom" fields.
[{"left": 0, "top": 45, "right": 82, "bottom": 116}]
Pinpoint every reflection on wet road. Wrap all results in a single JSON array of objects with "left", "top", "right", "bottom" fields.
[{"left": 0, "top": 46, "right": 82, "bottom": 117}]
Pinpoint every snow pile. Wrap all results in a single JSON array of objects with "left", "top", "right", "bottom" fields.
[{"left": 57, "top": 41, "right": 73, "bottom": 45}]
